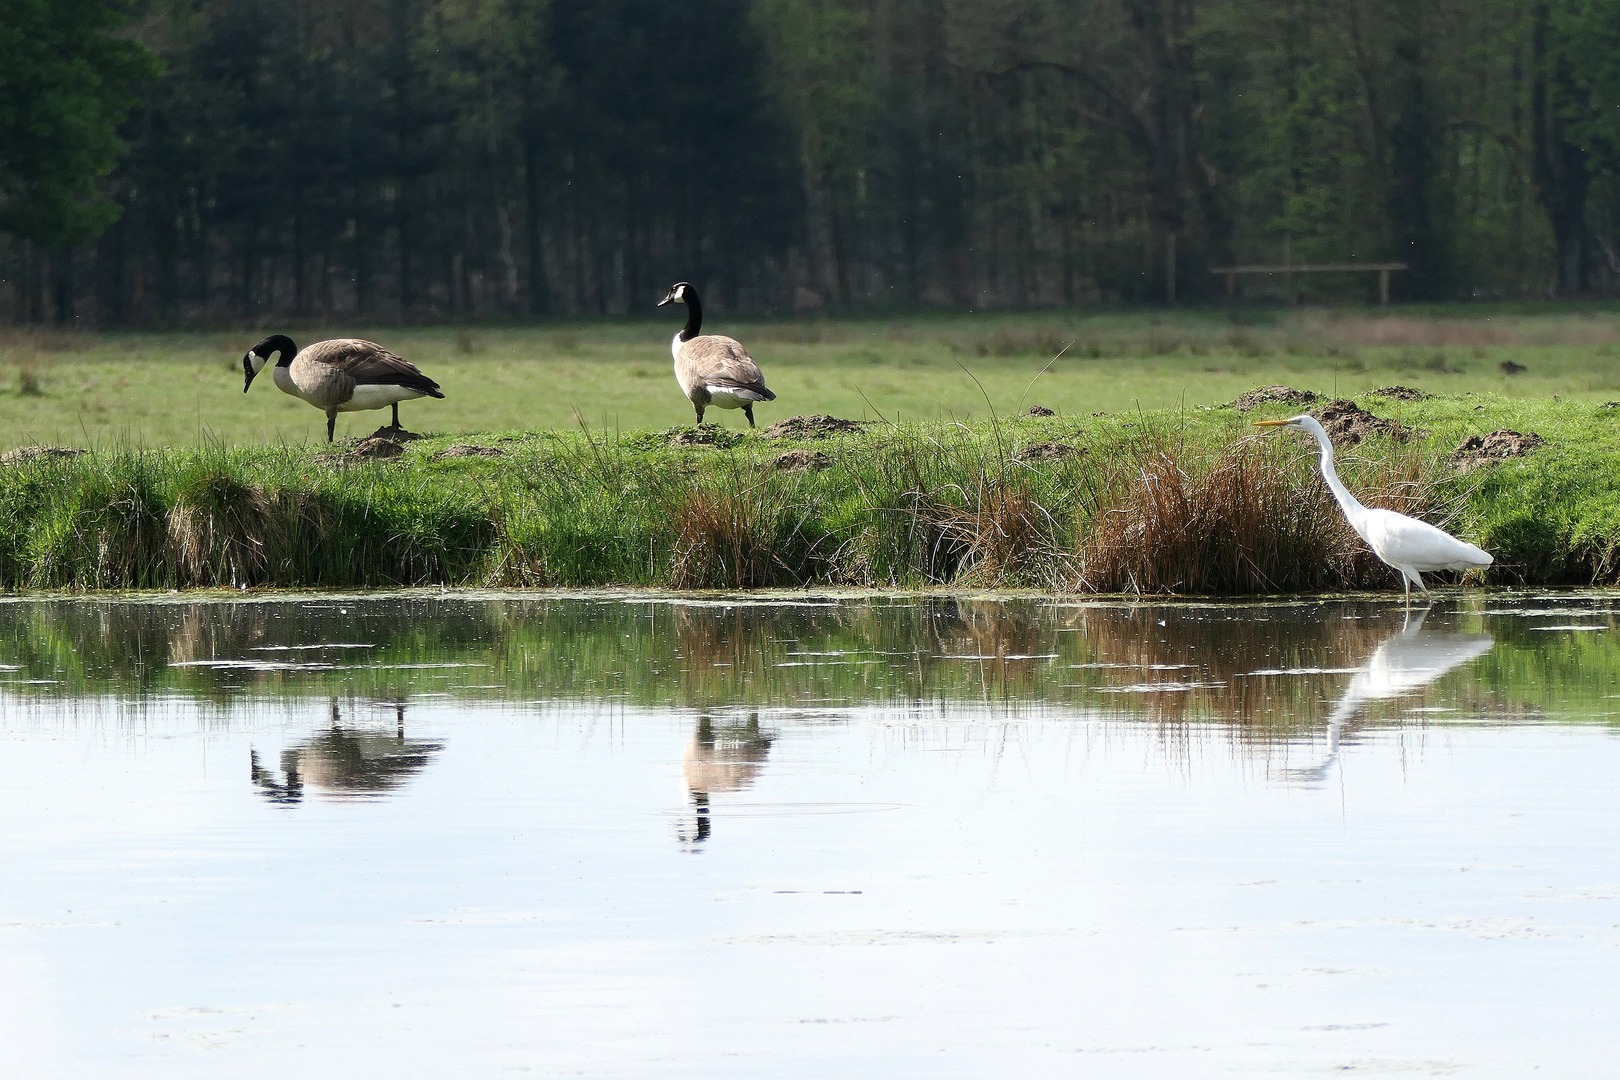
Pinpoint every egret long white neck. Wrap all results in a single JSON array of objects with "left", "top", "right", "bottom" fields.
[
  {"left": 679, "top": 291, "right": 703, "bottom": 342},
  {"left": 1303, "top": 418, "right": 1367, "bottom": 520}
]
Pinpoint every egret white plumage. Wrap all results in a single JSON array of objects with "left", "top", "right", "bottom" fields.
[{"left": 1254, "top": 414, "right": 1492, "bottom": 600}]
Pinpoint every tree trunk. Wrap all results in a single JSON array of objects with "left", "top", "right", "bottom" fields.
[{"left": 1531, "top": 0, "right": 1590, "bottom": 296}]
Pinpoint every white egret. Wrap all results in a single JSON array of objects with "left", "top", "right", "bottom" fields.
[{"left": 1254, "top": 414, "right": 1492, "bottom": 600}]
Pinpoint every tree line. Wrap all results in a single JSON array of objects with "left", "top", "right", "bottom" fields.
[{"left": 4, "top": 0, "right": 1620, "bottom": 325}]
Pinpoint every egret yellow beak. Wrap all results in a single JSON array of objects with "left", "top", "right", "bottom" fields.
[{"left": 1252, "top": 419, "right": 1290, "bottom": 427}]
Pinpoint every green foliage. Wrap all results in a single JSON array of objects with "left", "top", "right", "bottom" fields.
[
  {"left": 15, "top": 0, "right": 1620, "bottom": 322},
  {"left": 0, "top": 0, "right": 161, "bottom": 243}
]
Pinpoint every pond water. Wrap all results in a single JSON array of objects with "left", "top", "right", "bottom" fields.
[{"left": 1, "top": 592, "right": 1617, "bottom": 1078}]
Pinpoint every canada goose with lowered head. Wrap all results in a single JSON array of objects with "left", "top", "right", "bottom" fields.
[
  {"left": 243, "top": 335, "right": 444, "bottom": 442},
  {"left": 658, "top": 282, "right": 775, "bottom": 427}
]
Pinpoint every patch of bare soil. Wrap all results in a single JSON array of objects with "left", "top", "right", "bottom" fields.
[
  {"left": 1014, "top": 441, "right": 1081, "bottom": 463},
  {"left": 366, "top": 424, "right": 422, "bottom": 442},
  {"left": 1450, "top": 429, "right": 1546, "bottom": 471},
  {"left": 319, "top": 438, "right": 406, "bottom": 466},
  {"left": 771, "top": 448, "right": 831, "bottom": 472},
  {"left": 1368, "top": 385, "right": 1431, "bottom": 401},
  {"left": 433, "top": 444, "right": 505, "bottom": 460},
  {"left": 0, "top": 446, "right": 86, "bottom": 464},
  {"left": 1226, "top": 385, "right": 1320, "bottom": 412},
  {"left": 1499, "top": 360, "right": 1527, "bottom": 375},
  {"left": 1310, "top": 399, "right": 1421, "bottom": 445},
  {"left": 761, "top": 414, "right": 867, "bottom": 440},
  {"left": 1025, "top": 405, "right": 1055, "bottom": 417}
]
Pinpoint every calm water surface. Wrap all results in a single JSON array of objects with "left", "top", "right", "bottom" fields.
[{"left": 1, "top": 592, "right": 1617, "bottom": 1078}]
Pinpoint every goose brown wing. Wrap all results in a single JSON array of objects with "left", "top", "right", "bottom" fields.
[
  {"left": 301, "top": 339, "right": 444, "bottom": 397},
  {"left": 685, "top": 335, "right": 775, "bottom": 400}
]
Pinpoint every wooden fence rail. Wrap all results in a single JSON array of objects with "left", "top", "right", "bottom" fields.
[{"left": 1209, "top": 262, "right": 1408, "bottom": 305}]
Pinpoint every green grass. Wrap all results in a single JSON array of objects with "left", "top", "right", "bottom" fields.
[
  {"left": 8, "top": 305, "right": 1620, "bottom": 447},
  {"left": 2, "top": 382, "right": 1618, "bottom": 593}
]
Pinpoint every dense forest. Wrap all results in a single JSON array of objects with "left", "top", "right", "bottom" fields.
[{"left": 4, "top": 0, "right": 1620, "bottom": 324}]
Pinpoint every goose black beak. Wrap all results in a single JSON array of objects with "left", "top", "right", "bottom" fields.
[
  {"left": 243, "top": 353, "right": 258, "bottom": 393},
  {"left": 657, "top": 296, "right": 674, "bottom": 307}
]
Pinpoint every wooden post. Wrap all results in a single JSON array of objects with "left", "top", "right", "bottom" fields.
[
  {"left": 1283, "top": 233, "right": 1293, "bottom": 305},
  {"left": 1166, "top": 232, "right": 1177, "bottom": 304},
  {"left": 1378, "top": 268, "right": 1390, "bottom": 306}
]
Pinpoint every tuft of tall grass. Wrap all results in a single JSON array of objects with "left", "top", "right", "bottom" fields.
[
  {"left": 665, "top": 469, "right": 826, "bottom": 589},
  {"left": 25, "top": 452, "right": 170, "bottom": 589},
  {"left": 16, "top": 359, "right": 44, "bottom": 396},
  {"left": 836, "top": 425, "right": 1084, "bottom": 588},
  {"left": 1078, "top": 429, "right": 1450, "bottom": 594}
]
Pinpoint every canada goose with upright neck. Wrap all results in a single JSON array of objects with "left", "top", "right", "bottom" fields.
[
  {"left": 242, "top": 335, "right": 444, "bottom": 442},
  {"left": 657, "top": 282, "right": 775, "bottom": 427}
]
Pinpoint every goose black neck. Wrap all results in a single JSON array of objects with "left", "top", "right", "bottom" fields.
[
  {"left": 264, "top": 334, "right": 298, "bottom": 366},
  {"left": 680, "top": 291, "right": 703, "bottom": 342}
]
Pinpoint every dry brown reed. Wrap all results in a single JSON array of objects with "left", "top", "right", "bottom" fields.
[
  {"left": 1078, "top": 429, "right": 1448, "bottom": 594},
  {"left": 666, "top": 476, "right": 821, "bottom": 589},
  {"left": 164, "top": 474, "right": 339, "bottom": 586},
  {"left": 919, "top": 475, "right": 1067, "bottom": 588}
]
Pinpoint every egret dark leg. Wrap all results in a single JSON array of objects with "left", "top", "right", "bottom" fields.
[
  {"left": 327, "top": 410, "right": 337, "bottom": 443},
  {"left": 743, "top": 403, "right": 755, "bottom": 428}
]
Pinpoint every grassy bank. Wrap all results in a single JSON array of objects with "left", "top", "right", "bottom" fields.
[
  {"left": 2, "top": 386, "right": 1617, "bottom": 593},
  {"left": 8, "top": 305, "right": 1620, "bottom": 447}
]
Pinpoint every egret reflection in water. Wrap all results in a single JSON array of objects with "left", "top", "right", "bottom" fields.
[
  {"left": 678, "top": 713, "right": 774, "bottom": 848},
  {"left": 1290, "top": 604, "right": 1495, "bottom": 783},
  {"left": 250, "top": 701, "right": 444, "bottom": 804}
]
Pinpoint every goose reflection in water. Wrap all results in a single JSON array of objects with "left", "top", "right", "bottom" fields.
[
  {"left": 1290, "top": 605, "right": 1493, "bottom": 784},
  {"left": 250, "top": 701, "right": 443, "bottom": 804},
  {"left": 678, "top": 713, "right": 774, "bottom": 848}
]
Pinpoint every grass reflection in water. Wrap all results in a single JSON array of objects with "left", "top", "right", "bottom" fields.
[{"left": 1, "top": 593, "right": 1615, "bottom": 761}]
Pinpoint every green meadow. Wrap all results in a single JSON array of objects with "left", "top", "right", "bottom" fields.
[{"left": 6, "top": 305, "right": 1620, "bottom": 448}]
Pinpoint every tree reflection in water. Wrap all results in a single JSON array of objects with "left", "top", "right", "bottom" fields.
[
  {"left": 250, "top": 700, "right": 444, "bottom": 804},
  {"left": 678, "top": 712, "right": 774, "bottom": 849}
]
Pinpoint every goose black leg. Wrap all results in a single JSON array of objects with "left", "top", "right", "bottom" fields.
[
  {"left": 743, "top": 404, "right": 755, "bottom": 428},
  {"left": 326, "top": 410, "right": 337, "bottom": 443},
  {"left": 391, "top": 403, "right": 400, "bottom": 429},
  {"left": 694, "top": 403, "right": 705, "bottom": 426}
]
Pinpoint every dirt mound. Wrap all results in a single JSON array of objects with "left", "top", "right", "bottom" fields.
[
  {"left": 670, "top": 425, "right": 745, "bottom": 448},
  {"left": 1014, "top": 441, "right": 1081, "bottom": 463},
  {"left": 1499, "top": 360, "right": 1527, "bottom": 375},
  {"left": 1226, "top": 385, "right": 1320, "bottom": 412},
  {"left": 366, "top": 424, "right": 422, "bottom": 442},
  {"left": 761, "top": 414, "right": 866, "bottom": 440},
  {"left": 320, "top": 437, "right": 406, "bottom": 466},
  {"left": 1025, "top": 405, "right": 1056, "bottom": 417},
  {"left": 1310, "top": 399, "right": 1420, "bottom": 445},
  {"left": 1450, "top": 429, "right": 1546, "bottom": 471},
  {"left": 1, "top": 446, "right": 86, "bottom": 464},
  {"left": 771, "top": 448, "right": 831, "bottom": 472},
  {"left": 1368, "top": 385, "right": 1431, "bottom": 401},
  {"left": 433, "top": 444, "right": 505, "bottom": 460},
  {"left": 351, "top": 437, "right": 405, "bottom": 460}
]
